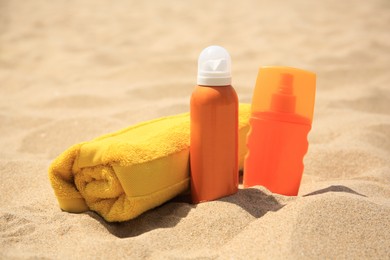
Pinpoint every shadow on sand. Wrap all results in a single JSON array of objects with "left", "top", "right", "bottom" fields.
[
  {"left": 85, "top": 200, "right": 195, "bottom": 238},
  {"left": 86, "top": 187, "right": 284, "bottom": 238},
  {"left": 303, "top": 185, "right": 367, "bottom": 197}
]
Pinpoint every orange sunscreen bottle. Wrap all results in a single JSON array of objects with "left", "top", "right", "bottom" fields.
[
  {"left": 190, "top": 45, "right": 239, "bottom": 203},
  {"left": 243, "top": 66, "right": 316, "bottom": 196}
]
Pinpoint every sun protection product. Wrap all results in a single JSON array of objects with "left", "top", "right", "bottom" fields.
[
  {"left": 190, "top": 45, "right": 239, "bottom": 203},
  {"left": 243, "top": 66, "right": 316, "bottom": 196}
]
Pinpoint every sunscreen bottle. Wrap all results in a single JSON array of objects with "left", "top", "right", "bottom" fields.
[
  {"left": 243, "top": 66, "right": 316, "bottom": 196},
  {"left": 190, "top": 46, "right": 239, "bottom": 203}
]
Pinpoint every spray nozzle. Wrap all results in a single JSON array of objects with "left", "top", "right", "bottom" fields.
[
  {"left": 197, "top": 45, "right": 232, "bottom": 86},
  {"left": 278, "top": 73, "right": 294, "bottom": 95},
  {"left": 271, "top": 73, "right": 296, "bottom": 113}
]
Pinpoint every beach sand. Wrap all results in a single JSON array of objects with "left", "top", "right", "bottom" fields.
[{"left": 1, "top": 0, "right": 389, "bottom": 259}]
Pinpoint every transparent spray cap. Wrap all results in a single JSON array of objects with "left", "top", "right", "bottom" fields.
[
  {"left": 197, "top": 45, "right": 232, "bottom": 86},
  {"left": 251, "top": 66, "right": 316, "bottom": 122}
]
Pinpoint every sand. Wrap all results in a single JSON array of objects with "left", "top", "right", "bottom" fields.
[{"left": 1, "top": 0, "right": 390, "bottom": 259}]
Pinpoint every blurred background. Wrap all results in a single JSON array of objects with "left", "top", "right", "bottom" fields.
[{"left": 0, "top": 0, "right": 389, "bottom": 159}]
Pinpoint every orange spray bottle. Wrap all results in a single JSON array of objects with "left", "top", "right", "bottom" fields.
[
  {"left": 243, "top": 66, "right": 316, "bottom": 196},
  {"left": 190, "top": 45, "right": 239, "bottom": 203}
]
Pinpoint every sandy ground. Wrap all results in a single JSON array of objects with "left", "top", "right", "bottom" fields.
[{"left": 1, "top": 0, "right": 390, "bottom": 259}]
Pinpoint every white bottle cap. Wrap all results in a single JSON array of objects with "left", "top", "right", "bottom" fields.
[{"left": 197, "top": 45, "right": 232, "bottom": 86}]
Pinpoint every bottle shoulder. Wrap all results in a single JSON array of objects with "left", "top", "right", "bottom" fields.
[
  {"left": 191, "top": 85, "right": 238, "bottom": 105},
  {"left": 251, "top": 111, "right": 311, "bottom": 125}
]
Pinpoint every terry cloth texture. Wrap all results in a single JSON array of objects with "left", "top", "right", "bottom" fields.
[{"left": 49, "top": 103, "right": 251, "bottom": 222}]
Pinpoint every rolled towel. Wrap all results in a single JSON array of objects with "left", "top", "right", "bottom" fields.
[{"left": 49, "top": 103, "right": 251, "bottom": 222}]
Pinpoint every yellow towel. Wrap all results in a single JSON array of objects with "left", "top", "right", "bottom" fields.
[{"left": 49, "top": 103, "right": 251, "bottom": 222}]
